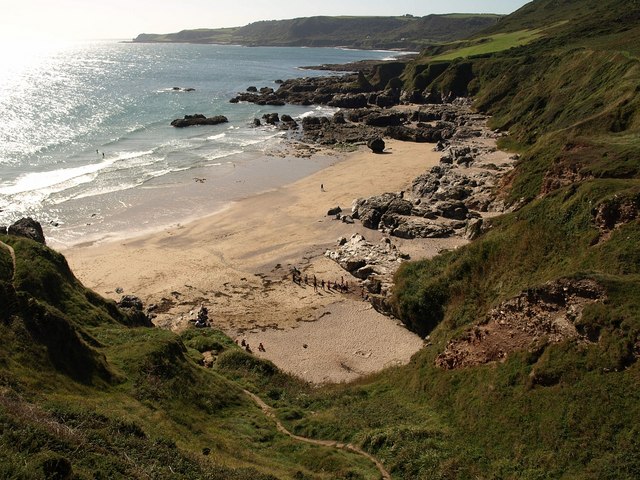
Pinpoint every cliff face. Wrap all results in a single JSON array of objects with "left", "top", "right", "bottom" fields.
[{"left": 132, "top": 14, "right": 501, "bottom": 50}]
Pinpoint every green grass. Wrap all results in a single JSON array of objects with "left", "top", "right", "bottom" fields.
[
  {"left": 0, "top": 235, "right": 384, "bottom": 479},
  {"left": 430, "top": 28, "right": 546, "bottom": 61}
]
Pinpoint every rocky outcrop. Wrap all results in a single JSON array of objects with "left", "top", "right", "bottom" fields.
[
  {"left": 352, "top": 193, "right": 412, "bottom": 229},
  {"left": 435, "top": 279, "right": 607, "bottom": 370},
  {"left": 171, "top": 114, "right": 229, "bottom": 128},
  {"left": 8, "top": 218, "right": 46, "bottom": 244},
  {"left": 117, "top": 295, "right": 153, "bottom": 327},
  {"left": 326, "top": 234, "right": 409, "bottom": 297}
]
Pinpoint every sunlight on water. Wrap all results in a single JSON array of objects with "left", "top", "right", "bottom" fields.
[{"left": 0, "top": 41, "right": 396, "bottom": 243}]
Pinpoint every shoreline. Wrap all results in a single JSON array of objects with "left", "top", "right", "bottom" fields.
[{"left": 65, "top": 139, "right": 450, "bottom": 383}]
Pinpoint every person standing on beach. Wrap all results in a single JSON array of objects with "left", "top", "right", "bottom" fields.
[{"left": 321, "top": 184, "right": 324, "bottom": 191}]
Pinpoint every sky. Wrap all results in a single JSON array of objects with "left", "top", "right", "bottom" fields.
[{"left": 0, "top": 0, "right": 531, "bottom": 41}]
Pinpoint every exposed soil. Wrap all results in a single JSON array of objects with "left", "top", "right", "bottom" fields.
[{"left": 436, "top": 279, "right": 607, "bottom": 369}]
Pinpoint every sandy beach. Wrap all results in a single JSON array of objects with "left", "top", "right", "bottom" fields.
[{"left": 65, "top": 139, "right": 464, "bottom": 383}]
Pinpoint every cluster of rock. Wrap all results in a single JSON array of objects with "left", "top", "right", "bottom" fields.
[
  {"left": 170, "top": 114, "right": 228, "bottom": 128},
  {"left": 325, "top": 234, "right": 409, "bottom": 304},
  {"left": 435, "top": 279, "right": 607, "bottom": 372},
  {"left": 350, "top": 129, "right": 512, "bottom": 243},
  {"left": 253, "top": 112, "right": 299, "bottom": 130},
  {"left": 230, "top": 73, "right": 374, "bottom": 107}
]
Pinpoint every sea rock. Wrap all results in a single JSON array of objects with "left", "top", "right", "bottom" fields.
[
  {"left": 8, "top": 218, "right": 46, "bottom": 244},
  {"left": 171, "top": 114, "right": 228, "bottom": 128},
  {"left": 367, "top": 137, "right": 385, "bottom": 154},
  {"left": 262, "top": 113, "right": 279, "bottom": 125}
]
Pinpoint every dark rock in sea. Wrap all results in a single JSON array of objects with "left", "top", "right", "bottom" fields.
[
  {"left": 327, "top": 206, "right": 342, "bottom": 216},
  {"left": 253, "top": 118, "right": 261, "bottom": 127},
  {"left": 260, "top": 87, "right": 274, "bottom": 95},
  {"left": 171, "top": 114, "right": 228, "bottom": 128},
  {"left": 262, "top": 113, "right": 279, "bottom": 125},
  {"left": 8, "top": 218, "right": 46, "bottom": 244},
  {"left": 367, "top": 137, "right": 385, "bottom": 154},
  {"left": 280, "top": 114, "right": 299, "bottom": 128},
  {"left": 247, "top": 86, "right": 258, "bottom": 92},
  {"left": 229, "top": 97, "right": 240, "bottom": 104},
  {"left": 333, "top": 112, "right": 346, "bottom": 124},
  {"left": 275, "top": 79, "right": 284, "bottom": 84}
]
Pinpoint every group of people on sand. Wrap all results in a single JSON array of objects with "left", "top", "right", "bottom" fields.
[
  {"left": 238, "top": 338, "right": 265, "bottom": 354},
  {"left": 291, "top": 268, "right": 351, "bottom": 294}
]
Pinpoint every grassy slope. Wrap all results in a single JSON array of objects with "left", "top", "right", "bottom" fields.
[
  {"left": 132, "top": 14, "right": 500, "bottom": 49},
  {"left": 0, "top": 236, "right": 379, "bottom": 479},
  {"left": 236, "top": 1, "right": 640, "bottom": 479}
]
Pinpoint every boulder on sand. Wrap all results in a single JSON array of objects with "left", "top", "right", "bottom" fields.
[{"left": 367, "top": 137, "right": 385, "bottom": 154}]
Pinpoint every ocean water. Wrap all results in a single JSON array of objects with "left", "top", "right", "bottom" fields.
[{"left": 0, "top": 41, "right": 394, "bottom": 246}]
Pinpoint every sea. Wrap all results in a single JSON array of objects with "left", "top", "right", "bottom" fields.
[{"left": 0, "top": 40, "right": 395, "bottom": 247}]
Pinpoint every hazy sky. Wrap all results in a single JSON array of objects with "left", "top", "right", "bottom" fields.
[{"left": 1, "top": 0, "right": 531, "bottom": 41}]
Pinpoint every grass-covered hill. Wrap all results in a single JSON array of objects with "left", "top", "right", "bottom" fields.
[
  {"left": 0, "top": 234, "right": 381, "bottom": 479},
  {"left": 132, "top": 14, "right": 501, "bottom": 50}
]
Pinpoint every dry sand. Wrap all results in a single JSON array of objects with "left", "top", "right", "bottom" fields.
[{"left": 65, "top": 140, "right": 463, "bottom": 383}]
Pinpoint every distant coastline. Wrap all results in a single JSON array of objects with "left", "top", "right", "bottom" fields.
[{"left": 132, "top": 14, "right": 502, "bottom": 51}]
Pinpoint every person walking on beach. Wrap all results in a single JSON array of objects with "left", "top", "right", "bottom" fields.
[
  {"left": 321, "top": 183, "right": 324, "bottom": 191},
  {"left": 313, "top": 275, "right": 318, "bottom": 291}
]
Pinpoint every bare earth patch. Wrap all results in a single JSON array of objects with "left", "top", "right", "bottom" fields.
[{"left": 436, "top": 279, "right": 607, "bottom": 369}]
